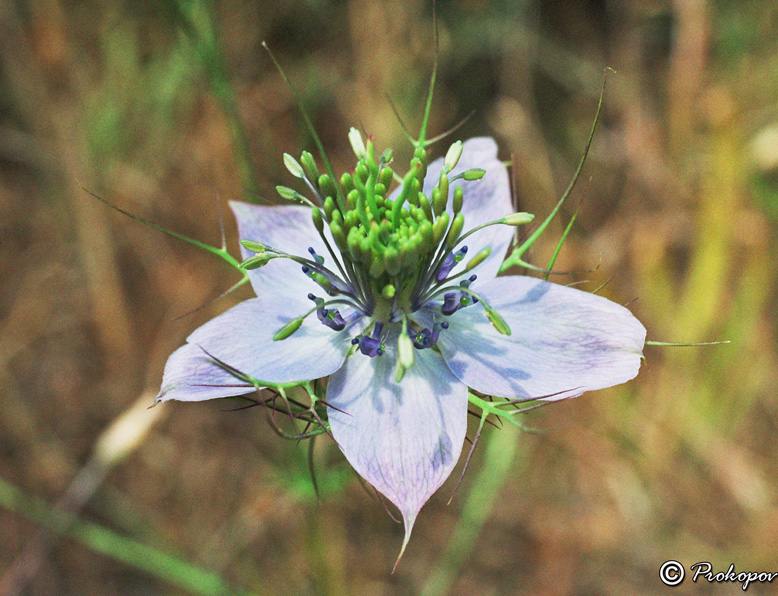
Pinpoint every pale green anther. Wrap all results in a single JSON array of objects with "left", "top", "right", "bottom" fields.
[
  {"left": 240, "top": 239, "right": 266, "bottom": 253},
  {"left": 444, "top": 140, "right": 463, "bottom": 171},
  {"left": 462, "top": 168, "right": 486, "bottom": 181},
  {"left": 348, "top": 127, "right": 366, "bottom": 158},
  {"left": 446, "top": 212, "right": 465, "bottom": 249},
  {"left": 331, "top": 209, "right": 343, "bottom": 225},
  {"left": 398, "top": 329, "right": 415, "bottom": 371},
  {"left": 300, "top": 151, "right": 320, "bottom": 183},
  {"left": 413, "top": 206, "right": 426, "bottom": 224},
  {"left": 274, "top": 317, "right": 304, "bottom": 341},
  {"left": 465, "top": 246, "right": 491, "bottom": 271},
  {"left": 433, "top": 211, "right": 450, "bottom": 245},
  {"left": 453, "top": 185, "right": 464, "bottom": 214},
  {"left": 502, "top": 212, "right": 535, "bottom": 226},
  {"left": 485, "top": 306, "right": 512, "bottom": 336},
  {"left": 283, "top": 153, "right": 304, "bottom": 178},
  {"left": 340, "top": 172, "right": 355, "bottom": 195},
  {"left": 323, "top": 196, "right": 335, "bottom": 220},
  {"left": 432, "top": 187, "right": 445, "bottom": 217},
  {"left": 381, "top": 284, "right": 396, "bottom": 299},
  {"left": 385, "top": 246, "right": 401, "bottom": 276},
  {"left": 374, "top": 182, "right": 386, "bottom": 197},
  {"left": 311, "top": 208, "right": 324, "bottom": 233},
  {"left": 319, "top": 174, "right": 336, "bottom": 200},
  {"left": 275, "top": 185, "right": 298, "bottom": 200},
  {"left": 419, "top": 194, "right": 432, "bottom": 221},
  {"left": 240, "top": 253, "right": 273, "bottom": 270}
]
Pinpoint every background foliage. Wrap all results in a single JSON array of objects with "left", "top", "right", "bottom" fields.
[{"left": 1, "top": 0, "right": 777, "bottom": 594}]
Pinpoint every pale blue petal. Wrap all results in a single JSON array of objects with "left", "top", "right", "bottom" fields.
[
  {"left": 327, "top": 336, "right": 468, "bottom": 554},
  {"left": 184, "top": 297, "right": 360, "bottom": 385},
  {"left": 156, "top": 343, "right": 258, "bottom": 403},
  {"left": 391, "top": 137, "right": 514, "bottom": 281},
  {"left": 437, "top": 276, "right": 646, "bottom": 400},
  {"left": 230, "top": 201, "right": 328, "bottom": 298}
]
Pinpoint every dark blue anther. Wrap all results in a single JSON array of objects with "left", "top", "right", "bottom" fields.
[
  {"left": 308, "top": 246, "right": 325, "bottom": 265},
  {"left": 317, "top": 307, "right": 346, "bottom": 331},
  {"left": 357, "top": 335, "right": 383, "bottom": 357},
  {"left": 353, "top": 322, "right": 385, "bottom": 357},
  {"left": 309, "top": 293, "right": 346, "bottom": 330},
  {"left": 459, "top": 276, "right": 478, "bottom": 303},
  {"left": 441, "top": 282, "right": 478, "bottom": 314},
  {"left": 441, "top": 291, "right": 461, "bottom": 315},
  {"left": 435, "top": 246, "right": 469, "bottom": 282},
  {"left": 412, "top": 321, "right": 450, "bottom": 349}
]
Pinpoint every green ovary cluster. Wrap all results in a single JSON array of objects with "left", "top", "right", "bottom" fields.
[
  {"left": 251, "top": 129, "right": 531, "bottom": 366},
  {"left": 305, "top": 131, "right": 479, "bottom": 324}
]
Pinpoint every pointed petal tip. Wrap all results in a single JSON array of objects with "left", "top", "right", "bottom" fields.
[{"left": 392, "top": 514, "right": 417, "bottom": 574}]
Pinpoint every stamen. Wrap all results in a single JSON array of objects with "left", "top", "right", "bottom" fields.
[
  {"left": 273, "top": 298, "right": 363, "bottom": 341},
  {"left": 412, "top": 321, "right": 449, "bottom": 349},
  {"left": 309, "top": 292, "right": 347, "bottom": 331},
  {"left": 351, "top": 322, "right": 386, "bottom": 357},
  {"left": 308, "top": 246, "right": 325, "bottom": 265},
  {"left": 435, "top": 246, "right": 468, "bottom": 281},
  {"left": 352, "top": 335, "right": 384, "bottom": 357}
]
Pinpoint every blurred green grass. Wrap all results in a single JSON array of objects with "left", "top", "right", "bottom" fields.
[{"left": 1, "top": 0, "right": 777, "bottom": 595}]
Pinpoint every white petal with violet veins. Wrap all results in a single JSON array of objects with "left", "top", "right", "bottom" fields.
[
  {"left": 327, "top": 336, "right": 468, "bottom": 556},
  {"left": 230, "top": 202, "right": 331, "bottom": 298},
  {"left": 437, "top": 276, "right": 646, "bottom": 400},
  {"left": 157, "top": 343, "right": 258, "bottom": 403},
  {"left": 182, "top": 297, "right": 359, "bottom": 386}
]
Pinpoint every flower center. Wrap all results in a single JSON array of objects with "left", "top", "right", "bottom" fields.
[{"left": 241, "top": 131, "right": 531, "bottom": 375}]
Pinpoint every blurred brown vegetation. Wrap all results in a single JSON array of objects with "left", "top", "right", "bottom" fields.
[{"left": 1, "top": 0, "right": 777, "bottom": 595}]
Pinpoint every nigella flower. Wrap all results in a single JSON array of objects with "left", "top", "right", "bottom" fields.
[{"left": 156, "top": 134, "right": 646, "bottom": 556}]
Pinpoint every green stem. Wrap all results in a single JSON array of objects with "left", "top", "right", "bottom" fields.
[
  {"left": 262, "top": 42, "right": 347, "bottom": 213},
  {"left": 543, "top": 204, "right": 580, "bottom": 281},
  {"left": 500, "top": 70, "right": 610, "bottom": 273},
  {"left": 0, "top": 476, "right": 262, "bottom": 596},
  {"left": 420, "top": 423, "right": 521, "bottom": 596},
  {"left": 83, "top": 187, "right": 247, "bottom": 275}
]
